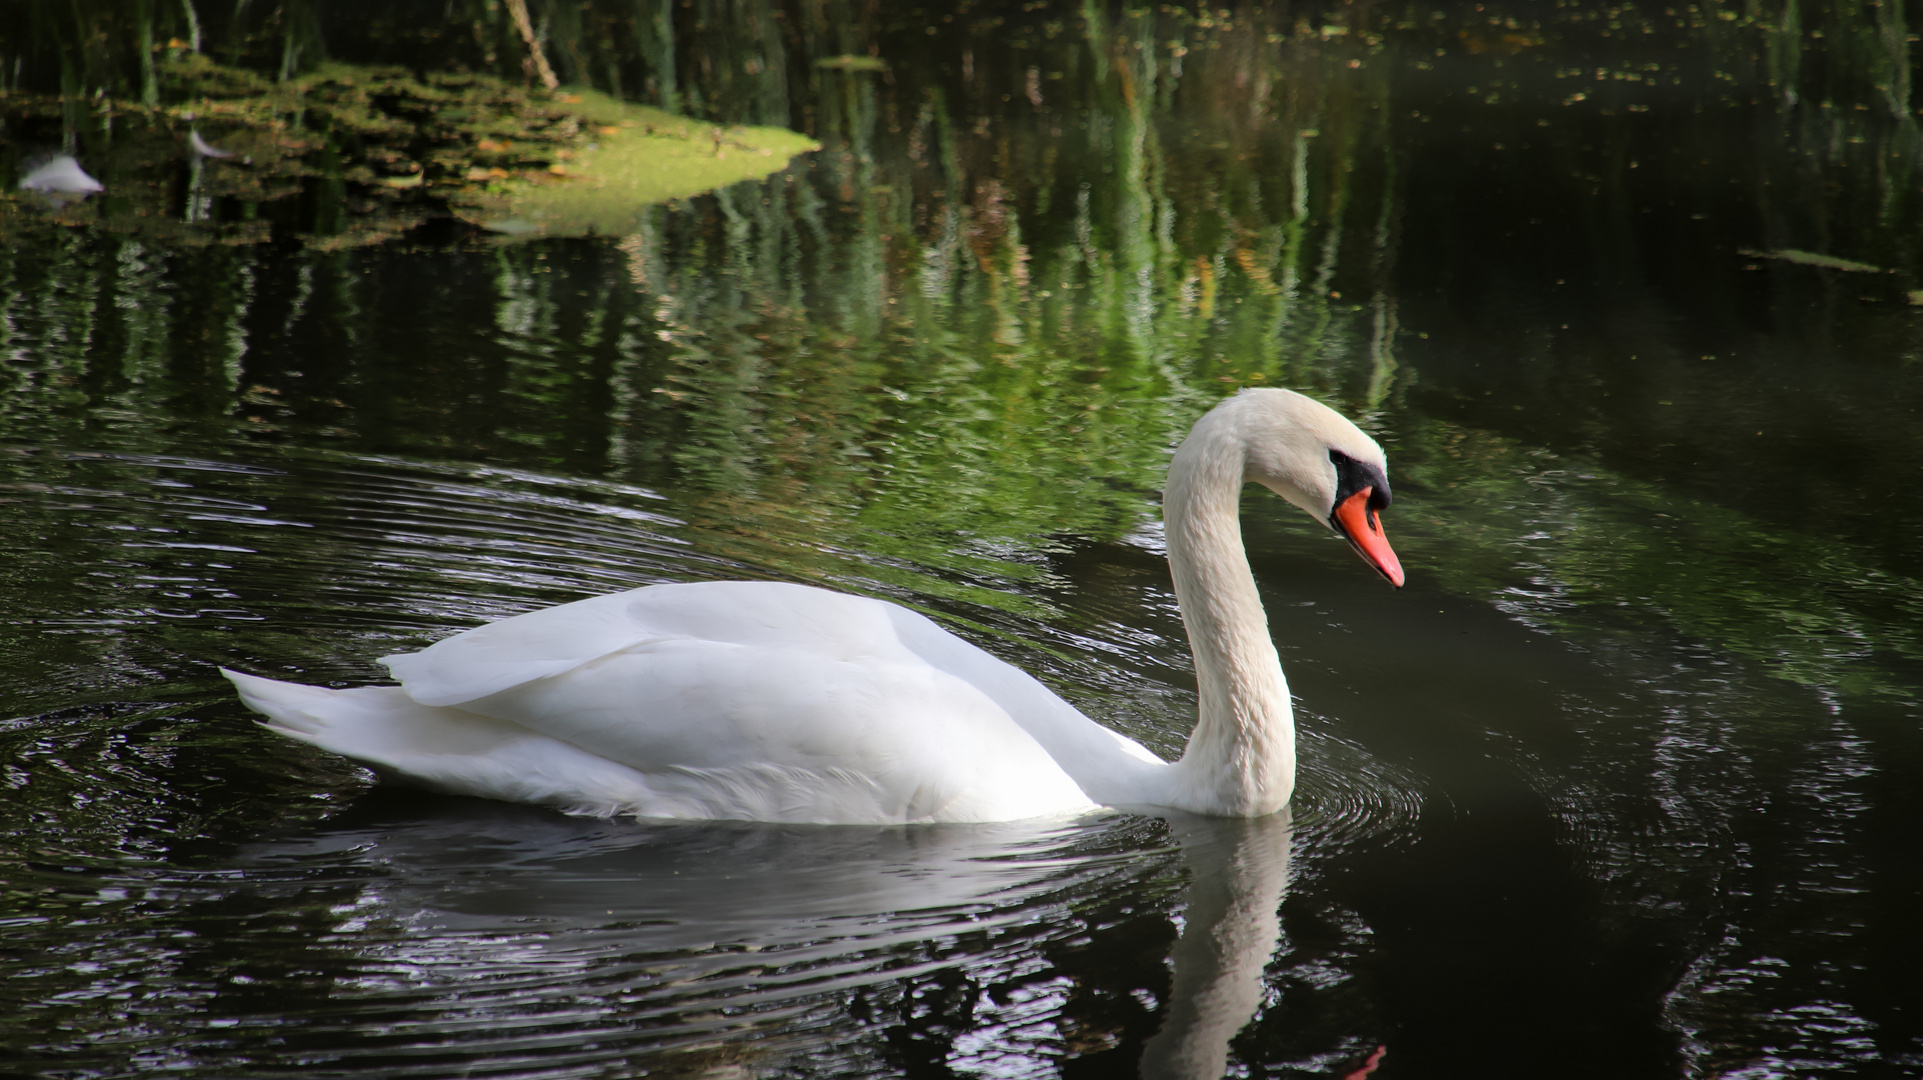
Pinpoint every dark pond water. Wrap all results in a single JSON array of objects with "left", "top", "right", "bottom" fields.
[{"left": 4, "top": 3, "right": 1923, "bottom": 1077}]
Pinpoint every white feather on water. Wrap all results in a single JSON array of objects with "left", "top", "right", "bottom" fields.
[{"left": 19, "top": 155, "right": 104, "bottom": 196}]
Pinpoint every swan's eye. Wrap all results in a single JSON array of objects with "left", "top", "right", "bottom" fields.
[{"left": 1327, "top": 449, "right": 1392, "bottom": 513}]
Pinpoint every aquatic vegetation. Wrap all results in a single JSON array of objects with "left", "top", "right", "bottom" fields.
[
  {"left": 0, "top": 54, "right": 814, "bottom": 246},
  {"left": 462, "top": 90, "right": 815, "bottom": 238}
]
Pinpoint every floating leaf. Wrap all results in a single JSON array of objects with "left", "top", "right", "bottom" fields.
[
  {"left": 816, "top": 54, "right": 889, "bottom": 72},
  {"left": 1736, "top": 248, "right": 1888, "bottom": 273}
]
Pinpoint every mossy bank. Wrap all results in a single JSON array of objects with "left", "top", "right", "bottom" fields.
[{"left": 0, "top": 54, "right": 816, "bottom": 247}]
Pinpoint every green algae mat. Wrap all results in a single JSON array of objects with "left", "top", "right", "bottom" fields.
[
  {"left": 458, "top": 90, "right": 818, "bottom": 239},
  {"left": 0, "top": 59, "right": 816, "bottom": 246}
]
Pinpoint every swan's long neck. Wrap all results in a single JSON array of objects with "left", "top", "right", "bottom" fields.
[{"left": 1161, "top": 413, "right": 1295, "bottom": 816}]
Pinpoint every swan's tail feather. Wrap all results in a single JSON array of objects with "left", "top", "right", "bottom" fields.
[
  {"left": 221, "top": 668, "right": 662, "bottom": 816},
  {"left": 223, "top": 667, "right": 476, "bottom": 759},
  {"left": 223, "top": 668, "right": 343, "bottom": 741}
]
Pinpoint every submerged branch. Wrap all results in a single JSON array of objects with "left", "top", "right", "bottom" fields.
[{"left": 504, "top": 0, "right": 561, "bottom": 92}]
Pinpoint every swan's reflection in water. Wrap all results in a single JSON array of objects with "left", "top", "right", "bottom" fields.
[
  {"left": 235, "top": 795, "right": 1329, "bottom": 1076},
  {"left": 1138, "top": 810, "right": 1293, "bottom": 1080}
]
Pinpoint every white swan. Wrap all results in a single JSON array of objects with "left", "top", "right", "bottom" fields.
[{"left": 226, "top": 388, "right": 1404, "bottom": 823}]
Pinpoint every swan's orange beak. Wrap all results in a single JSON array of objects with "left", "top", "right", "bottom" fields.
[{"left": 1332, "top": 488, "right": 1404, "bottom": 588}]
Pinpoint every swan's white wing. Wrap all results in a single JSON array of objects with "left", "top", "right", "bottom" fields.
[
  {"left": 380, "top": 581, "right": 1165, "bottom": 805},
  {"left": 382, "top": 581, "right": 922, "bottom": 706},
  {"left": 381, "top": 589, "right": 672, "bottom": 706},
  {"left": 232, "top": 650, "right": 1094, "bottom": 823},
  {"left": 363, "top": 582, "right": 1100, "bottom": 822},
  {"left": 384, "top": 580, "right": 1162, "bottom": 753},
  {"left": 465, "top": 639, "right": 1095, "bottom": 820}
]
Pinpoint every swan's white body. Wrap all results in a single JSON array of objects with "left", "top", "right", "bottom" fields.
[{"left": 228, "top": 389, "right": 1402, "bottom": 823}]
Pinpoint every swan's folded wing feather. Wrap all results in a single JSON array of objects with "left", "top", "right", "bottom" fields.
[
  {"left": 380, "top": 590, "right": 675, "bottom": 706},
  {"left": 381, "top": 582, "right": 914, "bottom": 708},
  {"left": 404, "top": 637, "right": 1096, "bottom": 821}
]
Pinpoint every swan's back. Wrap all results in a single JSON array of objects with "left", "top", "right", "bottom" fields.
[{"left": 231, "top": 582, "right": 1161, "bottom": 824}]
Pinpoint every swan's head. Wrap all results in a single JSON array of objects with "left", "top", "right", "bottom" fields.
[{"left": 1216, "top": 388, "right": 1405, "bottom": 588}]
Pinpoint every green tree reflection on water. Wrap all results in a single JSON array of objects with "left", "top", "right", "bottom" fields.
[{"left": 5, "top": 1, "right": 1920, "bottom": 699}]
